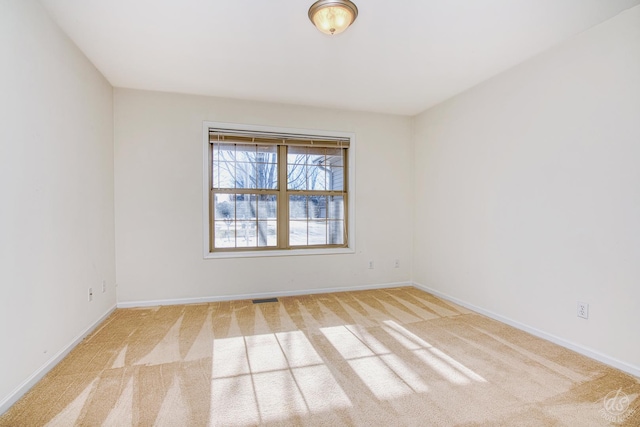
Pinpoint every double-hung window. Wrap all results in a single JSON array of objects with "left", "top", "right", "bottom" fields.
[{"left": 204, "top": 123, "right": 353, "bottom": 256}]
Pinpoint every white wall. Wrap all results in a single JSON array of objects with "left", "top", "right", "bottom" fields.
[
  {"left": 413, "top": 6, "right": 640, "bottom": 373},
  {"left": 0, "top": 0, "right": 115, "bottom": 410},
  {"left": 114, "top": 89, "right": 413, "bottom": 304}
]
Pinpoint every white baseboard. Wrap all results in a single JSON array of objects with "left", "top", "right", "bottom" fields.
[
  {"left": 117, "top": 281, "right": 411, "bottom": 308},
  {"left": 412, "top": 282, "right": 640, "bottom": 379},
  {"left": 0, "top": 305, "right": 117, "bottom": 415}
]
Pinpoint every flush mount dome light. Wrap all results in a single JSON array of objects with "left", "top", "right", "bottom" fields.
[{"left": 308, "top": 0, "right": 358, "bottom": 35}]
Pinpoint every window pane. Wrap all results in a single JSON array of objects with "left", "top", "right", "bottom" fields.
[
  {"left": 289, "top": 195, "right": 307, "bottom": 220},
  {"left": 214, "top": 194, "right": 235, "bottom": 220},
  {"left": 286, "top": 147, "right": 343, "bottom": 191},
  {"left": 326, "top": 148, "right": 344, "bottom": 191},
  {"left": 289, "top": 220, "right": 307, "bottom": 246},
  {"left": 256, "top": 162, "right": 277, "bottom": 189},
  {"left": 257, "top": 194, "right": 277, "bottom": 220},
  {"left": 287, "top": 195, "right": 344, "bottom": 247},
  {"left": 308, "top": 196, "right": 327, "bottom": 219},
  {"left": 213, "top": 160, "right": 236, "bottom": 189},
  {"left": 213, "top": 143, "right": 276, "bottom": 190},
  {"left": 257, "top": 145, "right": 277, "bottom": 162},
  {"left": 212, "top": 161, "right": 218, "bottom": 188},
  {"left": 236, "top": 195, "right": 256, "bottom": 220},
  {"left": 214, "top": 221, "right": 235, "bottom": 248},
  {"left": 236, "top": 145, "right": 256, "bottom": 163},
  {"left": 308, "top": 221, "right": 327, "bottom": 245},
  {"left": 214, "top": 193, "right": 237, "bottom": 249},
  {"left": 287, "top": 164, "right": 306, "bottom": 190},
  {"left": 307, "top": 166, "right": 327, "bottom": 190},
  {"left": 328, "top": 196, "right": 344, "bottom": 219},
  {"left": 214, "top": 143, "right": 235, "bottom": 162},
  {"left": 213, "top": 144, "right": 237, "bottom": 189},
  {"left": 327, "top": 166, "right": 344, "bottom": 191},
  {"left": 307, "top": 150, "right": 325, "bottom": 166},
  {"left": 307, "top": 147, "right": 325, "bottom": 161},
  {"left": 257, "top": 221, "right": 277, "bottom": 247},
  {"left": 287, "top": 146, "right": 307, "bottom": 164},
  {"left": 287, "top": 147, "right": 307, "bottom": 190},
  {"left": 236, "top": 144, "right": 257, "bottom": 188},
  {"left": 326, "top": 148, "right": 343, "bottom": 167},
  {"left": 328, "top": 221, "right": 344, "bottom": 245},
  {"left": 235, "top": 162, "right": 256, "bottom": 189},
  {"left": 256, "top": 145, "right": 278, "bottom": 189},
  {"left": 213, "top": 194, "right": 280, "bottom": 249},
  {"left": 236, "top": 221, "right": 256, "bottom": 247}
]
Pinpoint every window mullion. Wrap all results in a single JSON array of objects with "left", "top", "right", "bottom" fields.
[{"left": 278, "top": 145, "right": 288, "bottom": 249}]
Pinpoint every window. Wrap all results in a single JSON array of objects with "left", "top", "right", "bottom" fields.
[{"left": 203, "top": 123, "right": 354, "bottom": 257}]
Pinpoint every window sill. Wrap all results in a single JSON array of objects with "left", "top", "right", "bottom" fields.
[{"left": 204, "top": 246, "right": 355, "bottom": 259}]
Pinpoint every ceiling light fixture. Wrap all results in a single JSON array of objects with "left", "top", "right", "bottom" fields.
[{"left": 308, "top": 0, "right": 358, "bottom": 36}]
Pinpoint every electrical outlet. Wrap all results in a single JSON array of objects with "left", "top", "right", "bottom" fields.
[
  {"left": 577, "top": 301, "right": 588, "bottom": 319},
  {"left": 88, "top": 288, "right": 93, "bottom": 302},
  {"left": 102, "top": 280, "right": 107, "bottom": 293},
  {"left": 368, "top": 260, "right": 374, "bottom": 269},
  {"left": 394, "top": 259, "right": 400, "bottom": 268}
]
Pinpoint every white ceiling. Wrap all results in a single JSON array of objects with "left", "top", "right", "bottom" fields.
[{"left": 39, "top": 0, "right": 640, "bottom": 116}]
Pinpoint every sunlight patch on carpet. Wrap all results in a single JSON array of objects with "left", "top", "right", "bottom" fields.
[
  {"left": 384, "top": 320, "right": 486, "bottom": 384},
  {"left": 209, "top": 330, "right": 351, "bottom": 424}
]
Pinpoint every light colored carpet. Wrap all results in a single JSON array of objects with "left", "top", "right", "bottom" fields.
[{"left": 1, "top": 287, "right": 638, "bottom": 426}]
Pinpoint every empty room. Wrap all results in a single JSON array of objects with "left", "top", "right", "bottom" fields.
[{"left": 1, "top": 0, "right": 639, "bottom": 425}]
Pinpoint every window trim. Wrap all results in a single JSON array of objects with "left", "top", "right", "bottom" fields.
[{"left": 203, "top": 121, "right": 356, "bottom": 259}]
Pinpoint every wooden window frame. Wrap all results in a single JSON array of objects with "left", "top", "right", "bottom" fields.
[{"left": 203, "top": 122, "right": 356, "bottom": 259}]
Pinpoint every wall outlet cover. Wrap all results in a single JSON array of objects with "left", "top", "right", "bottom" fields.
[{"left": 577, "top": 301, "right": 589, "bottom": 319}]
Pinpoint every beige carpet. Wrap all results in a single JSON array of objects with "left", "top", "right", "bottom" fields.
[{"left": 1, "top": 287, "right": 638, "bottom": 426}]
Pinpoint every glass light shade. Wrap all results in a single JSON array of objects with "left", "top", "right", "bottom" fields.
[{"left": 309, "top": 0, "right": 358, "bottom": 35}]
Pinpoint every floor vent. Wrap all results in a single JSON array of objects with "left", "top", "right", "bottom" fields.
[{"left": 252, "top": 297, "right": 279, "bottom": 304}]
